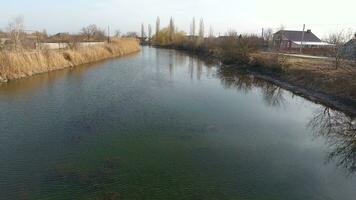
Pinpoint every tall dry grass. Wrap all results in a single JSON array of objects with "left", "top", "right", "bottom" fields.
[{"left": 0, "top": 38, "right": 140, "bottom": 82}]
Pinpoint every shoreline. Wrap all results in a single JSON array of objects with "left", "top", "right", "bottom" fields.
[
  {"left": 247, "top": 67, "right": 356, "bottom": 117},
  {"left": 0, "top": 38, "right": 140, "bottom": 83}
]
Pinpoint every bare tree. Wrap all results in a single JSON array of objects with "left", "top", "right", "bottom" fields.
[
  {"left": 81, "top": 24, "right": 97, "bottom": 40},
  {"left": 81, "top": 24, "right": 105, "bottom": 41},
  {"left": 148, "top": 24, "right": 152, "bottom": 44},
  {"left": 199, "top": 18, "right": 205, "bottom": 38},
  {"left": 308, "top": 107, "right": 356, "bottom": 175},
  {"left": 326, "top": 30, "right": 352, "bottom": 69},
  {"left": 190, "top": 17, "right": 196, "bottom": 36},
  {"left": 169, "top": 17, "right": 175, "bottom": 41},
  {"left": 209, "top": 26, "right": 214, "bottom": 38},
  {"left": 263, "top": 28, "right": 274, "bottom": 49},
  {"left": 156, "top": 17, "right": 160, "bottom": 36},
  {"left": 141, "top": 23, "right": 146, "bottom": 39},
  {"left": 114, "top": 30, "right": 121, "bottom": 37},
  {"left": 7, "top": 15, "right": 25, "bottom": 50}
]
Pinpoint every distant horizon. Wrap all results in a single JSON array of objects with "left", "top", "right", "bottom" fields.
[{"left": 0, "top": 0, "right": 355, "bottom": 39}]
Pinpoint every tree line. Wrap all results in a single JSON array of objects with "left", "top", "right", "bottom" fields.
[
  {"left": 139, "top": 17, "right": 263, "bottom": 65},
  {"left": 138, "top": 17, "right": 355, "bottom": 68}
]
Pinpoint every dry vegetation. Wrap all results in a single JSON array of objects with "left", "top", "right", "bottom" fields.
[
  {"left": 251, "top": 53, "right": 356, "bottom": 102},
  {"left": 0, "top": 38, "right": 140, "bottom": 82}
]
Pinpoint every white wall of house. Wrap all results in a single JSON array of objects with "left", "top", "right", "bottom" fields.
[{"left": 292, "top": 41, "right": 333, "bottom": 48}]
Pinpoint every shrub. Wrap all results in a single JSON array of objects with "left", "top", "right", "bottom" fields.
[
  {"left": 219, "top": 34, "right": 255, "bottom": 65},
  {"left": 250, "top": 54, "right": 289, "bottom": 73}
]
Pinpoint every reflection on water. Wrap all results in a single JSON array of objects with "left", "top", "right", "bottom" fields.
[
  {"left": 0, "top": 59, "right": 118, "bottom": 96},
  {"left": 217, "top": 67, "right": 286, "bottom": 107},
  {"left": 309, "top": 108, "right": 356, "bottom": 174},
  {"left": 0, "top": 70, "right": 69, "bottom": 96},
  {"left": 220, "top": 69, "right": 356, "bottom": 175},
  {"left": 217, "top": 67, "right": 356, "bottom": 175}
]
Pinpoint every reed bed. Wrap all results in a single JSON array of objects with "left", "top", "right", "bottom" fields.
[{"left": 0, "top": 38, "right": 140, "bottom": 82}]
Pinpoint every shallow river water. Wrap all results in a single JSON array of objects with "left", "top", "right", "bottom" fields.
[{"left": 0, "top": 47, "right": 355, "bottom": 200}]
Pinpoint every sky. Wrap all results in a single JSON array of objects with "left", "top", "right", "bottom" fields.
[{"left": 0, "top": 0, "right": 355, "bottom": 39}]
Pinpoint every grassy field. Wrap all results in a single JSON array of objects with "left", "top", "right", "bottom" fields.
[{"left": 0, "top": 38, "right": 140, "bottom": 82}]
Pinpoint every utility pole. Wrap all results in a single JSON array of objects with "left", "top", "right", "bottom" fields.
[
  {"left": 299, "top": 24, "right": 305, "bottom": 54},
  {"left": 262, "top": 28, "right": 264, "bottom": 39}
]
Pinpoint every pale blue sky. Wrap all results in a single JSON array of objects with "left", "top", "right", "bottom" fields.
[{"left": 1, "top": 0, "right": 355, "bottom": 38}]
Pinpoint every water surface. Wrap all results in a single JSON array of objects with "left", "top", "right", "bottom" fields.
[{"left": 0, "top": 47, "right": 355, "bottom": 200}]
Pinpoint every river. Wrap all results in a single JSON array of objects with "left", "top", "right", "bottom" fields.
[{"left": 0, "top": 47, "right": 355, "bottom": 200}]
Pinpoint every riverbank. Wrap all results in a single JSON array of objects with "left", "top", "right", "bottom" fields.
[
  {"left": 248, "top": 53, "right": 356, "bottom": 116},
  {"left": 159, "top": 45, "right": 356, "bottom": 116},
  {"left": 0, "top": 38, "right": 140, "bottom": 83}
]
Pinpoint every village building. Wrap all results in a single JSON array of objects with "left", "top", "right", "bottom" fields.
[
  {"left": 342, "top": 34, "right": 356, "bottom": 60},
  {"left": 273, "top": 30, "right": 331, "bottom": 50}
]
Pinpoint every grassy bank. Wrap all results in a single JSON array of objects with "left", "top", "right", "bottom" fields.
[
  {"left": 248, "top": 53, "right": 356, "bottom": 115},
  {"left": 0, "top": 38, "right": 140, "bottom": 82}
]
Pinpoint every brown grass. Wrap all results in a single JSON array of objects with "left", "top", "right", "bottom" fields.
[
  {"left": 0, "top": 38, "right": 140, "bottom": 82},
  {"left": 251, "top": 53, "right": 356, "bottom": 101}
]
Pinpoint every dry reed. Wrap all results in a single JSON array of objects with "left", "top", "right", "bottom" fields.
[{"left": 0, "top": 38, "right": 140, "bottom": 82}]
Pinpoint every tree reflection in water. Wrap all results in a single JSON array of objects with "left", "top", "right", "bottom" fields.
[
  {"left": 308, "top": 108, "right": 356, "bottom": 175},
  {"left": 217, "top": 66, "right": 356, "bottom": 175},
  {"left": 217, "top": 67, "right": 286, "bottom": 107}
]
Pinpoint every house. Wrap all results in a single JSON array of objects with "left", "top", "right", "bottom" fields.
[
  {"left": 273, "top": 30, "right": 331, "bottom": 50},
  {"left": 342, "top": 34, "right": 356, "bottom": 60}
]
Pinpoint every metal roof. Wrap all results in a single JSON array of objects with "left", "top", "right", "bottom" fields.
[{"left": 275, "top": 30, "right": 322, "bottom": 42}]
